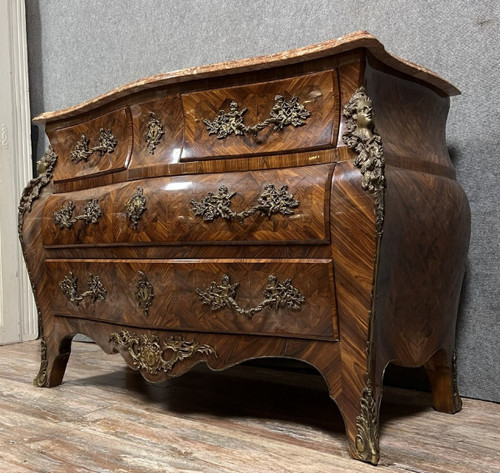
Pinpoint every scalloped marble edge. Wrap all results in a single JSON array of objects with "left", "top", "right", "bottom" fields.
[{"left": 33, "top": 31, "right": 459, "bottom": 124}]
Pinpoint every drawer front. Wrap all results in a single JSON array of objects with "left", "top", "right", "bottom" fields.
[
  {"left": 42, "top": 164, "right": 333, "bottom": 247},
  {"left": 180, "top": 71, "right": 338, "bottom": 160},
  {"left": 46, "top": 259, "right": 338, "bottom": 340},
  {"left": 49, "top": 107, "right": 133, "bottom": 183}
]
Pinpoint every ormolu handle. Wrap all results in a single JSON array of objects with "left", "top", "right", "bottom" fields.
[
  {"left": 53, "top": 198, "right": 102, "bottom": 229},
  {"left": 190, "top": 183, "right": 299, "bottom": 222},
  {"left": 196, "top": 274, "right": 305, "bottom": 320},
  {"left": 59, "top": 271, "right": 108, "bottom": 306},
  {"left": 70, "top": 128, "right": 117, "bottom": 164},
  {"left": 203, "top": 95, "right": 311, "bottom": 139}
]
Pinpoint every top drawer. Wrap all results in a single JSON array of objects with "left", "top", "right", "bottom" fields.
[
  {"left": 49, "top": 107, "right": 133, "bottom": 183},
  {"left": 180, "top": 70, "right": 338, "bottom": 160}
]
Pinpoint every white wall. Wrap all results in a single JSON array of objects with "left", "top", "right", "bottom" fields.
[{"left": 0, "top": 0, "right": 37, "bottom": 344}]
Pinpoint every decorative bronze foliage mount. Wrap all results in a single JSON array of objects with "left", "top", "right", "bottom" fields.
[
  {"left": 342, "top": 87, "right": 385, "bottom": 464},
  {"left": 190, "top": 183, "right": 299, "bottom": 223},
  {"left": 70, "top": 128, "right": 117, "bottom": 164},
  {"left": 354, "top": 381, "right": 380, "bottom": 464},
  {"left": 204, "top": 95, "right": 311, "bottom": 139},
  {"left": 18, "top": 146, "right": 58, "bottom": 238},
  {"left": 342, "top": 86, "right": 385, "bottom": 235},
  {"left": 109, "top": 330, "right": 217, "bottom": 376},
  {"left": 59, "top": 271, "right": 108, "bottom": 306},
  {"left": 53, "top": 199, "right": 102, "bottom": 229},
  {"left": 196, "top": 274, "right": 305, "bottom": 320}
]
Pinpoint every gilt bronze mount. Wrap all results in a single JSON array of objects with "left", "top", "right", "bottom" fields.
[
  {"left": 53, "top": 199, "right": 102, "bottom": 229},
  {"left": 109, "top": 330, "right": 217, "bottom": 376},
  {"left": 125, "top": 186, "right": 147, "bottom": 229},
  {"left": 196, "top": 274, "right": 305, "bottom": 320},
  {"left": 342, "top": 87, "right": 385, "bottom": 235},
  {"left": 59, "top": 271, "right": 108, "bottom": 306},
  {"left": 191, "top": 183, "right": 298, "bottom": 223},
  {"left": 204, "top": 95, "right": 310, "bottom": 139},
  {"left": 70, "top": 128, "right": 117, "bottom": 164},
  {"left": 135, "top": 271, "right": 154, "bottom": 317},
  {"left": 144, "top": 112, "right": 165, "bottom": 154}
]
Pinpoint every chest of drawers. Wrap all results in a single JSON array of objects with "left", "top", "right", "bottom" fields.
[{"left": 19, "top": 32, "right": 470, "bottom": 464}]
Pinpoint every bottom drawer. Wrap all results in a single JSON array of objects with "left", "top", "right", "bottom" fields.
[{"left": 46, "top": 259, "right": 338, "bottom": 340}]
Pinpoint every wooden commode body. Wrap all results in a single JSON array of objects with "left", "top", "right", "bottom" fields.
[{"left": 19, "top": 32, "right": 470, "bottom": 464}]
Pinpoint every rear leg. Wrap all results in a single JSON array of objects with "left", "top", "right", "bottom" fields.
[{"left": 424, "top": 348, "right": 462, "bottom": 413}]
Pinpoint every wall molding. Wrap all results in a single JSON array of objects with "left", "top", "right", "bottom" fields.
[{"left": 0, "top": 0, "right": 37, "bottom": 344}]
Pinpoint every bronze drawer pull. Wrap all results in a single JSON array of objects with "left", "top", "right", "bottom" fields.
[
  {"left": 144, "top": 112, "right": 165, "bottom": 154},
  {"left": 59, "top": 271, "right": 108, "bottom": 306},
  {"left": 125, "top": 186, "right": 147, "bottom": 229},
  {"left": 190, "top": 183, "right": 299, "bottom": 222},
  {"left": 203, "top": 95, "right": 311, "bottom": 139},
  {"left": 70, "top": 128, "right": 117, "bottom": 164},
  {"left": 196, "top": 274, "right": 305, "bottom": 320},
  {"left": 53, "top": 198, "right": 102, "bottom": 229},
  {"left": 135, "top": 271, "right": 154, "bottom": 317},
  {"left": 109, "top": 330, "right": 217, "bottom": 375}
]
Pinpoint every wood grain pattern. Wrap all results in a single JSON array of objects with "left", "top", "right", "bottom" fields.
[
  {"left": 181, "top": 70, "right": 338, "bottom": 159},
  {"left": 50, "top": 107, "right": 133, "bottom": 183},
  {"left": 19, "top": 34, "right": 470, "bottom": 466},
  {"left": 45, "top": 258, "right": 338, "bottom": 340},
  {"left": 130, "top": 95, "right": 184, "bottom": 167},
  {"left": 373, "top": 165, "right": 470, "bottom": 413},
  {"left": 41, "top": 165, "right": 334, "bottom": 247},
  {"left": 329, "top": 160, "right": 378, "bottom": 460},
  {"left": 365, "top": 57, "right": 454, "bottom": 170},
  {"left": 3, "top": 341, "right": 499, "bottom": 473}
]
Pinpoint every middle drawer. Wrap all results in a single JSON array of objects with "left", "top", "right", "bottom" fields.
[
  {"left": 46, "top": 259, "right": 338, "bottom": 340},
  {"left": 42, "top": 164, "right": 333, "bottom": 247}
]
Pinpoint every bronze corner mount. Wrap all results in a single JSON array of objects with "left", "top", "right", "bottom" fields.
[
  {"left": 342, "top": 86, "right": 385, "bottom": 236},
  {"left": 18, "top": 146, "right": 58, "bottom": 238}
]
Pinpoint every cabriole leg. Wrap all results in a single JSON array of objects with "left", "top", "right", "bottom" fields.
[
  {"left": 34, "top": 335, "right": 73, "bottom": 388},
  {"left": 336, "top": 381, "right": 381, "bottom": 465},
  {"left": 424, "top": 348, "right": 462, "bottom": 413}
]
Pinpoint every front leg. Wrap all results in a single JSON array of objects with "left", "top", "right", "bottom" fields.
[{"left": 34, "top": 334, "right": 73, "bottom": 388}]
